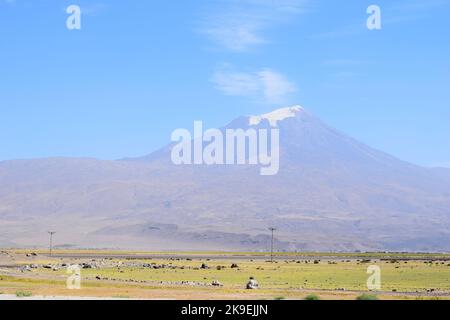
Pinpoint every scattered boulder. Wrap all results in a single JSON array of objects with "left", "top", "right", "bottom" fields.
[
  {"left": 20, "top": 265, "right": 32, "bottom": 272},
  {"left": 181, "top": 281, "right": 201, "bottom": 286},
  {"left": 81, "top": 262, "right": 96, "bottom": 269},
  {"left": 231, "top": 263, "right": 239, "bottom": 269},
  {"left": 211, "top": 280, "right": 223, "bottom": 287},
  {"left": 246, "top": 277, "right": 259, "bottom": 289}
]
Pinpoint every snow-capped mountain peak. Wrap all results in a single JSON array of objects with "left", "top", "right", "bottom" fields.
[{"left": 249, "top": 105, "right": 303, "bottom": 127}]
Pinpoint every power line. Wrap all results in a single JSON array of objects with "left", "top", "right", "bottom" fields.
[
  {"left": 268, "top": 227, "right": 276, "bottom": 262},
  {"left": 48, "top": 231, "right": 56, "bottom": 257}
]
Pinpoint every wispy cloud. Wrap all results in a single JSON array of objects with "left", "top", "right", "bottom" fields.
[
  {"left": 258, "top": 69, "right": 297, "bottom": 104},
  {"left": 200, "top": 0, "right": 309, "bottom": 51},
  {"left": 212, "top": 64, "right": 297, "bottom": 104}
]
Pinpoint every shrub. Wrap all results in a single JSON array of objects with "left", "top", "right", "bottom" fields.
[
  {"left": 356, "top": 293, "right": 379, "bottom": 300},
  {"left": 305, "top": 294, "right": 320, "bottom": 300},
  {"left": 274, "top": 296, "right": 286, "bottom": 300},
  {"left": 15, "top": 291, "right": 32, "bottom": 297}
]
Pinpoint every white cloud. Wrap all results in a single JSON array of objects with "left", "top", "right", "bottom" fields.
[
  {"left": 257, "top": 69, "right": 297, "bottom": 104},
  {"left": 212, "top": 69, "right": 260, "bottom": 96},
  {"left": 201, "top": 0, "right": 308, "bottom": 51},
  {"left": 212, "top": 65, "right": 297, "bottom": 104},
  {"left": 204, "top": 20, "right": 267, "bottom": 52}
]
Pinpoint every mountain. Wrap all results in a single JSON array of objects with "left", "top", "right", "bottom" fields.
[{"left": 1, "top": 106, "right": 450, "bottom": 252}]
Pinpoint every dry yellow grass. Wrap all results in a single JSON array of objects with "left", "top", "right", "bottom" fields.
[{"left": 1, "top": 249, "right": 449, "bottom": 300}]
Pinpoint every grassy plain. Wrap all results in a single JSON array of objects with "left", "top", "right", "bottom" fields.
[{"left": 1, "top": 249, "right": 449, "bottom": 300}]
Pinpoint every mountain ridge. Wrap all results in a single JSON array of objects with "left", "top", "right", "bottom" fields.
[{"left": 1, "top": 106, "right": 450, "bottom": 252}]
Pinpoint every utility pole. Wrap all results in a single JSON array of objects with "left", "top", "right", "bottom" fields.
[
  {"left": 268, "top": 227, "right": 276, "bottom": 262},
  {"left": 48, "top": 231, "right": 56, "bottom": 257}
]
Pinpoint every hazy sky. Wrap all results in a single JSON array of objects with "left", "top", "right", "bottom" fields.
[{"left": 1, "top": 0, "right": 449, "bottom": 167}]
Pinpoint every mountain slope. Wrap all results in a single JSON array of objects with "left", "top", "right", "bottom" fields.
[{"left": 1, "top": 106, "right": 449, "bottom": 251}]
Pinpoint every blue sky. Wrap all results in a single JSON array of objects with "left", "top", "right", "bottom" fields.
[{"left": 0, "top": 0, "right": 449, "bottom": 167}]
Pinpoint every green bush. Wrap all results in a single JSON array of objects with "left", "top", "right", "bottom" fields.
[
  {"left": 356, "top": 293, "right": 379, "bottom": 300},
  {"left": 305, "top": 294, "right": 320, "bottom": 300},
  {"left": 274, "top": 296, "right": 286, "bottom": 300},
  {"left": 15, "top": 291, "right": 33, "bottom": 297}
]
